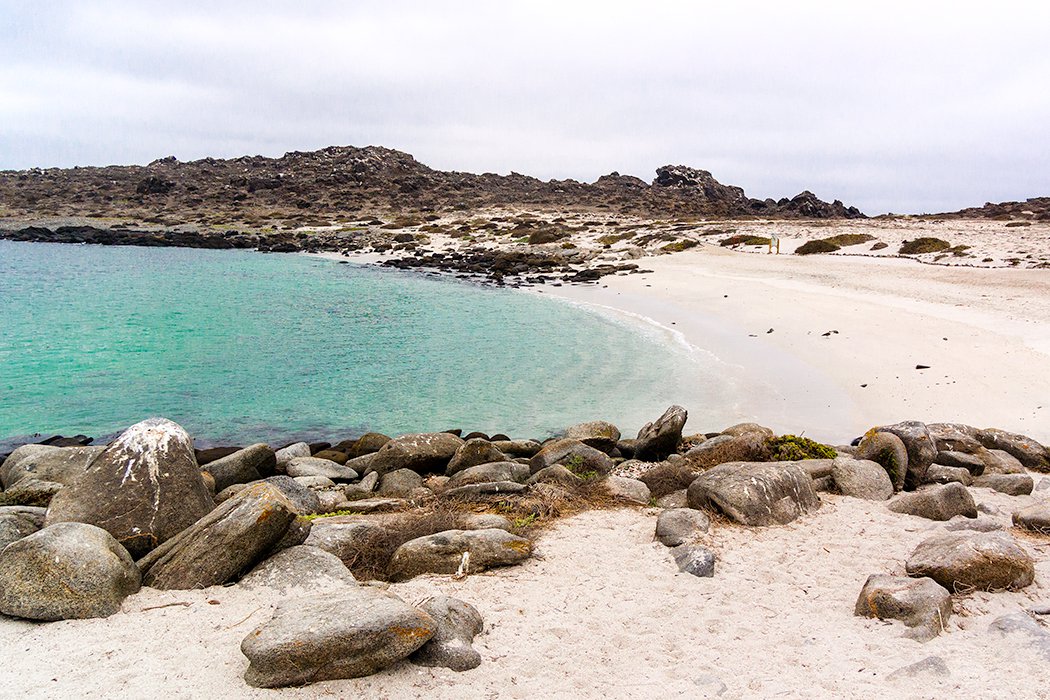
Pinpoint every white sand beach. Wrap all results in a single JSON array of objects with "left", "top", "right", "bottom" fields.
[
  {"left": 544, "top": 239, "right": 1050, "bottom": 444},
  {"left": 2, "top": 491, "right": 1047, "bottom": 699}
]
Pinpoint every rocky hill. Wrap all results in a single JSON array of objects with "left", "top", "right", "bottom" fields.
[
  {"left": 929, "top": 197, "right": 1050, "bottom": 221},
  {"left": 0, "top": 145, "right": 865, "bottom": 226}
]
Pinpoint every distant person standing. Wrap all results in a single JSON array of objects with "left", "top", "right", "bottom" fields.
[{"left": 768, "top": 232, "right": 780, "bottom": 254}]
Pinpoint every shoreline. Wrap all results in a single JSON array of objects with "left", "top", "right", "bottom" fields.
[{"left": 539, "top": 246, "right": 1050, "bottom": 443}]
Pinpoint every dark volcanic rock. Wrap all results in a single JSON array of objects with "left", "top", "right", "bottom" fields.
[{"left": 45, "top": 418, "right": 215, "bottom": 558}]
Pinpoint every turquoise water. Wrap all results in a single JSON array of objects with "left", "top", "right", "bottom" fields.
[{"left": 0, "top": 240, "right": 726, "bottom": 449}]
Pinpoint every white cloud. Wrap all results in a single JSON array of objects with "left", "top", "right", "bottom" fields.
[{"left": 2, "top": 0, "right": 1049, "bottom": 212}]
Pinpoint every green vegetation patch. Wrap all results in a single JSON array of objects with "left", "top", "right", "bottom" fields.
[
  {"left": 660, "top": 239, "right": 699, "bottom": 253},
  {"left": 899, "top": 237, "right": 951, "bottom": 255},
  {"left": 597, "top": 231, "right": 635, "bottom": 245},
  {"left": 720, "top": 234, "right": 771, "bottom": 247},
  {"left": 822, "top": 233, "right": 876, "bottom": 247},
  {"left": 795, "top": 239, "right": 840, "bottom": 255},
  {"left": 767, "top": 435, "right": 837, "bottom": 461}
]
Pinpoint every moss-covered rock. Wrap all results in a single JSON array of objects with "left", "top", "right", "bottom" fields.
[{"left": 766, "top": 435, "right": 837, "bottom": 461}]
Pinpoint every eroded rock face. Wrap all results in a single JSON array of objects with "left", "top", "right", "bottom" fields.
[
  {"left": 387, "top": 529, "right": 532, "bottom": 581},
  {"left": 45, "top": 418, "right": 215, "bottom": 558},
  {"left": 686, "top": 461, "right": 820, "bottom": 526},
  {"left": 241, "top": 589, "right": 435, "bottom": 687},
  {"left": 634, "top": 405, "right": 688, "bottom": 461},
  {"left": 410, "top": 596, "right": 485, "bottom": 671},
  {"left": 854, "top": 575, "right": 952, "bottom": 641},
  {"left": 905, "top": 532, "right": 1035, "bottom": 592},
  {"left": 0, "top": 522, "right": 140, "bottom": 620},
  {"left": 887, "top": 483, "right": 977, "bottom": 521},
  {"left": 136, "top": 482, "right": 298, "bottom": 590}
]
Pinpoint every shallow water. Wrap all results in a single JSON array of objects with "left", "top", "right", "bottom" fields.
[{"left": 0, "top": 241, "right": 738, "bottom": 449}]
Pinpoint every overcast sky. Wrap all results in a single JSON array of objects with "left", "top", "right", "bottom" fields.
[{"left": 2, "top": 1, "right": 1048, "bottom": 213}]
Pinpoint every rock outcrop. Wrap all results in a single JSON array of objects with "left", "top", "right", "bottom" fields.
[{"left": 45, "top": 418, "right": 215, "bottom": 558}]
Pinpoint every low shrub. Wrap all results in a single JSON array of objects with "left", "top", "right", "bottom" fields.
[
  {"left": 899, "top": 237, "right": 951, "bottom": 255},
  {"left": 795, "top": 239, "right": 840, "bottom": 255}
]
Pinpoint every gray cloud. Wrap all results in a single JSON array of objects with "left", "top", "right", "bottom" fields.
[{"left": 2, "top": 0, "right": 1049, "bottom": 213}]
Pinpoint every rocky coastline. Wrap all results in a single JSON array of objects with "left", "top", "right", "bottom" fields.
[{"left": 1, "top": 409, "right": 1048, "bottom": 690}]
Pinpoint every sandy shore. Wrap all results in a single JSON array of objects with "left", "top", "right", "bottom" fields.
[
  {"left": 542, "top": 244, "right": 1050, "bottom": 444},
  {"left": 3, "top": 490, "right": 1047, "bottom": 699}
]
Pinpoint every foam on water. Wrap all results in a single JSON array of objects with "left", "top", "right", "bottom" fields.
[{"left": 0, "top": 240, "right": 743, "bottom": 449}]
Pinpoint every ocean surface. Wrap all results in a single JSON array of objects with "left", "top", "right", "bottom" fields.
[{"left": 0, "top": 240, "right": 735, "bottom": 450}]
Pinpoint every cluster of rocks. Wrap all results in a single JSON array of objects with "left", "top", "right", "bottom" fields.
[
  {"left": 1, "top": 410, "right": 1047, "bottom": 686},
  {"left": 378, "top": 246, "right": 648, "bottom": 286}
]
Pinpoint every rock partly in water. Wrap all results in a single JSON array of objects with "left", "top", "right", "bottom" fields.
[
  {"left": 854, "top": 574, "right": 952, "bottom": 641},
  {"left": 45, "top": 418, "right": 215, "bottom": 558},
  {"left": 906, "top": 531, "right": 1035, "bottom": 592},
  {"left": 0, "top": 522, "right": 140, "bottom": 620},
  {"left": 686, "top": 461, "right": 821, "bottom": 526},
  {"left": 241, "top": 588, "right": 435, "bottom": 687},
  {"left": 137, "top": 482, "right": 299, "bottom": 590},
  {"left": 634, "top": 405, "right": 688, "bottom": 461},
  {"left": 887, "top": 483, "right": 977, "bottom": 521},
  {"left": 410, "top": 595, "right": 485, "bottom": 671},
  {"left": 388, "top": 528, "right": 531, "bottom": 581}
]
